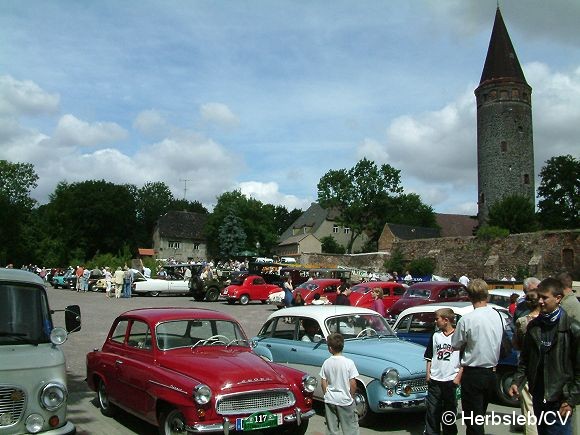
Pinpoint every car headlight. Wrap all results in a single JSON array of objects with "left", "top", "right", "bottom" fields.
[
  {"left": 381, "top": 368, "right": 399, "bottom": 389},
  {"left": 25, "top": 414, "right": 44, "bottom": 433},
  {"left": 40, "top": 382, "right": 67, "bottom": 411},
  {"left": 194, "top": 384, "right": 212, "bottom": 405},
  {"left": 302, "top": 375, "right": 317, "bottom": 393}
]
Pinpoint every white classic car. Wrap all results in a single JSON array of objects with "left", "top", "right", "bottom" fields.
[{"left": 131, "top": 270, "right": 190, "bottom": 297}]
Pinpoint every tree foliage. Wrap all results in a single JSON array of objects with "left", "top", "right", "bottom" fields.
[
  {"left": 475, "top": 225, "right": 510, "bottom": 240},
  {"left": 218, "top": 210, "right": 247, "bottom": 258},
  {"left": 320, "top": 236, "right": 346, "bottom": 254},
  {"left": 537, "top": 155, "right": 580, "bottom": 230},
  {"left": 318, "top": 158, "right": 436, "bottom": 252},
  {"left": 408, "top": 257, "right": 436, "bottom": 276},
  {"left": 488, "top": 194, "right": 537, "bottom": 233},
  {"left": 0, "top": 161, "right": 38, "bottom": 265},
  {"left": 384, "top": 247, "right": 405, "bottom": 274}
]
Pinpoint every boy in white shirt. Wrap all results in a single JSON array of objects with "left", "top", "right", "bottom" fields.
[
  {"left": 424, "top": 308, "right": 463, "bottom": 435},
  {"left": 320, "top": 333, "right": 360, "bottom": 435}
]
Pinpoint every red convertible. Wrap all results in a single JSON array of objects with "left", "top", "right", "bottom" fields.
[
  {"left": 220, "top": 274, "right": 281, "bottom": 305},
  {"left": 293, "top": 278, "right": 342, "bottom": 305},
  {"left": 349, "top": 281, "right": 407, "bottom": 311},
  {"left": 86, "top": 308, "right": 316, "bottom": 434}
]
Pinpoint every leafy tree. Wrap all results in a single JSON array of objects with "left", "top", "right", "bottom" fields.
[
  {"left": 204, "top": 190, "right": 279, "bottom": 258},
  {"left": 320, "top": 236, "right": 346, "bottom": 254},
  {"left": 318, "top": 158, "right": 436, "bottom": 253},
  {"left": 171, "top": 198, "right": 208, "bottom": 215},
  {"left": 384, "top": 247, "right": 405, "bottom": 274},
  {"left": 134, "top": 182, "right": 173, "bottom": 247},
  {"left": 271, "top": 205, "right": 303, "bottom": 235},
  {"left": 537, "top": 155, "right": 580, "bottom": 229},
  {"left": 488, "top": 194, "right": 537, "bottom": 233},
  {"left": 0, "top": 160, "right": 38, "bottom": 265},
  {"left": 218, "top": 210, "right": 247, "bottom": 258}
]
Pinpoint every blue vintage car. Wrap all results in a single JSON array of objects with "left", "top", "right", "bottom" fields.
[
  {"left": 392, "top": 301, "right": 519, "bottom": 407},
  {"left": 252, "top": 306, "right": 427, "bottom": 426},
  {"left": 51, "top": 270, "right": 74, "bottom": 289}
]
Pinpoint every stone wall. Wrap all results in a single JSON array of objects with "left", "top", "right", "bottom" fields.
[{"left": 299, "top": 230, "right": 579, "bottom": 280}]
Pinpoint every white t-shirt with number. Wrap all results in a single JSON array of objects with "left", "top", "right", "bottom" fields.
[
  {"left": 424, "top": 330, "right": 460, "bottom": 382},
  {"left": 320, "top": 355, "right": 359, "bottom": 406}
]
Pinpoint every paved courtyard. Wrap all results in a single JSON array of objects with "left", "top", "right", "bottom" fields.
[{"left": 47, "top": 287, "right": 517, "bottom": 434}]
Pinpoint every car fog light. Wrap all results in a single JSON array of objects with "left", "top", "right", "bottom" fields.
[
  {"left": 194, "top": 384, "right": 212, "bottom": 405},
  {"left": 25, "top": 414, "right": 44, "bottom": 433},
  {"left": 302, "top": 375, "right": 317, "bottom": 393},
  {"left": 398, "top": 384, "right": 412, "bottom": 396},
  {"left": 40, "top": 382, "right": 67, "bottom": 411}
]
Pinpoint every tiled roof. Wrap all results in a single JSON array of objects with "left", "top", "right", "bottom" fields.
[
  {"left": 138, "top": 248, "right": 155, "bottom": 256},
  {"left": 435, "top": 214, "right": 478, "bottom": 237},
  {"left": 278, "top": 203, "right": 340, "bottom": 242},
  {"left": 157, "top": 211, "right": 207, "bottom": 240},
  {"left": 386, "top": 223, "right": 440, "bottom": 240}
]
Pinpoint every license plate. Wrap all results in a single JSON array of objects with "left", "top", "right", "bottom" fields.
[{"left": 235, "top": 411, "right": 282, "bottom": 431}]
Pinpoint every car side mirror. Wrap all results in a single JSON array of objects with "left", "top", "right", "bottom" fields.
[
  {"left": 313, "top": 334, "right": 323, "bottom": 343},
  {"left": 65, "top": 305, "right": 81, "bottom": 333}
]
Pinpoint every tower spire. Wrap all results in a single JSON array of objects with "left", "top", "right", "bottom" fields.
[{"left": 479, "top": 8, "right": 527, "bottom": 86}]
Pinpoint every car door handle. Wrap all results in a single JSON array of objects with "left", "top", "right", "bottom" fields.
[
  {"left": 291, "top": 348, "right": 297, "bottom": 352},
  {"left": 266, "top": 344, "right": 271, "bottom": 348},
  {"left": 115, "top": 360, "right": 123, "bottom": 365}
]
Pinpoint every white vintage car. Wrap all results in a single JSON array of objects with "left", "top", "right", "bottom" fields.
[{"left": 131, "top": 270, "right": 190, "bottom": 297}]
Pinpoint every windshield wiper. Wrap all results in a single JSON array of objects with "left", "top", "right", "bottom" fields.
[
  {"left": 0, "top": 331, "right": 40, "bottom": 345},
  {"left": 226, "top": 339, "right": 250, "bottom": 348}
]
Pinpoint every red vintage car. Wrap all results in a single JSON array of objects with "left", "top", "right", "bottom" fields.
[
  {"left": 385, "top": 281, "right": 468, "bottom": 322},
  {"left": 349, "top": 281, "right": 407, "bottom": 311},
  {"left": 220, "top": 274, "right": 281, "bottom": 305},
  {"left": 293, "top": 278, "right": 342, "bottom": 305},
  {"left": 86, "top": 308, "right": 316, "bottom": 435}
]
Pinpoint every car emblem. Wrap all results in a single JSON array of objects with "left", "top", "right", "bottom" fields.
[{"left": 237, "top": 377, "right": 273, "bottom": 385}]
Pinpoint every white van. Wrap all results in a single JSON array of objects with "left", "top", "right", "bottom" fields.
[{"left": 0, "top": 268, "right": 81, "bottom": 434}]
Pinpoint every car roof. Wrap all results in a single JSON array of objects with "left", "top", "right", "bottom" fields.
[
  {"left": 267, "top": 305, "right": 378, "bottom": 323},
  {"left": 395, "top": 301, "right": 507, "bottom": 318},
  {"left": 407, "top": 281, "right": 464, "bottom": 289},
  {"left": 118, "top": 307, "right": 237, "bottom": 323},
  {"left": 297, "top": 278, "right": 341, "bottom": 285},
  {"left": 0, "top": 268, "right": 45, "bottom": 286},
  {"left": 489, "top": 288, "right": 524, "bottom": 296},
  {"left": 352, "top": 281, "right": 403, "bottom": 287}
]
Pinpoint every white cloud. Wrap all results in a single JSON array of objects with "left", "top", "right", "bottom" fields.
[
  {"left": 52, "top": 114, "right": 128, "bottom": 147},
  {"left": 200, "top": 103, "right": 240, "bottom": 129},
  {"left": 0, "top": 75, "right": 60, "bottom": 116},
  {"left": 133, "top": 109, "right": 169, "bottom": 138},
  {"left": 239, "top": 181, "right": 310, "bottom": 210}
]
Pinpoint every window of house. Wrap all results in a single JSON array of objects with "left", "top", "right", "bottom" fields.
[
  {"left": 501, "top": 141, "right": 508, "bottom": 153},
  {"left": 193, "top": 243, "right": 200, "bottom": 250},
  {"left": 344, "top": 227, "right": 350, "bottom": 234},
  {"left": 168, "top": 241, "right": 181, "bottom": 249},
  {"left": 333, "top": 225, "right": 339, "bottom": 233}
]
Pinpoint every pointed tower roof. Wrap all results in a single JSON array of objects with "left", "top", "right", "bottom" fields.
[{"left": 479, "top": 8, "right": 527, "bottom": 86}]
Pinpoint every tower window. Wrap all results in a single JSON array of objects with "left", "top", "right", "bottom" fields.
[
  {"left": 522, "top": 92, "right": 528, "bottom": 102},
  {"left": 500, "top": 90, "right": 508, "bottom": 99},
  {"left": 512, "top": 89, "right": 519, "bottom": 98},
  {"left": 501, "top": 141, "right": 508, "bottom": 153},
  {"left": 480, "top": 192, "right": 485, "bottom": 205},
  {"left": 490, "top": 91, "right": 497, "bottom": 100},
  {"left": 523, "top": 174, "right": 530, "bottom": 184}
]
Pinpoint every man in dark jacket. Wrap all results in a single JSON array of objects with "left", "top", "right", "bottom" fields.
[{"left": 509, "top": 277, "right": 580, "bottom": 435}]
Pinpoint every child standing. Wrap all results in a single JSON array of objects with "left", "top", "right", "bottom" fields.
[
  {"left": 424, "top": 308, "right": 462, "bottom": 435},
  {"left": 320, "top": 333, "right": 360, "bottom": 435}
]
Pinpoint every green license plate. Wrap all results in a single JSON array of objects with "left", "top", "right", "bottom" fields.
[{"left": 236, "top": 411, "right": 282, "bottom": 431}]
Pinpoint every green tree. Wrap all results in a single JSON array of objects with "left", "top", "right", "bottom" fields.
[
  {"left": 271, "top": 205, "right": 303, "bottom": 235},
  {"left": 171, "top": 198, "right": 208, "bottom": 214},
  {"left": 475, "top": 225, "right": 510, "bottom": 240},
  {"left": 408, "top": 257, "right": 436, "bottom": 276},
  {"left": 320, "top": 236, "right": 346, "bottom": 254},
  {"left": 318, "top": 158, "right": 436, "bottom": 252},
  {"left": 0, "top": 160, "right": 38, "bottom": 265},
  {"left": 135, "top": 182, "right": 174, "bottom": 247},
  {"left": 488, "top": 194, "right": 537, "bottom": 233},
  {"left": 204, "top": 191, "right": 279, "bottom": 258},
  {"left": 537, "top": 155, "right": 580, "bottom": 229},
  {"left": 218, "top": 210, "right": 247, "bottom": 258},
  {"left": 384, "top": 247, "right": 405, "bottom": 274}
]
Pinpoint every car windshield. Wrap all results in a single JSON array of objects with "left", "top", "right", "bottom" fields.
[
  {"left": 297, "top": 282, "right": 319, "bottom": 291},
  {"left": 325, "top": 314, "right": 396, "bottom": 340},
  {"left": 350, "top": 285, "right": 371, "bottom": 294},
  {"left": 0, "top": 283, "right": 53, "bottom": 345},
  {"left": 405, "top": 288, "right": 431, "bottom": 298},
  {"left": 156, "top": 319, "right": 248, "bottom": 350}
]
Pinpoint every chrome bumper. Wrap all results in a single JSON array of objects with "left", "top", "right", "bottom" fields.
[
  {"left": 187, "top": 408, "right": 316, "bottom": 433},
  {"left": 378, "top": 397, "right": 426, "bottom": 409}
]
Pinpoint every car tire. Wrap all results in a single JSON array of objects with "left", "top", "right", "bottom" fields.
[
  {"left": 149, "top": 291, "right": 160, "bottom": 297},
  {"left": 496, "top": 368, "right": 519, "bottom": 407},
  {"left": 239, "top": 294, "right": 250, "bottom": 305},
  {"left": 159, "top": 407, "right": 186, "bottom": 435},
  {"left": 206, "top": 287, "right": 220, "bottom": 302},
  {"left": 97, "top": 379, "right": 117, "bottom": 417},
  {"left": 354, "top": 383, "right": 373, "bottom": 426}
]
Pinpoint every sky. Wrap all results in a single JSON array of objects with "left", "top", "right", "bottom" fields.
[{"left": 1, "top": 1, "right": 579, "bottom": 215}]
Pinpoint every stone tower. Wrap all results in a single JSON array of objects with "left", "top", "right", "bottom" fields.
[{"left": 475, "top": 8, "right": 534, "bottom": 224}]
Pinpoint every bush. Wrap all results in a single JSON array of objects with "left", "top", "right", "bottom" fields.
[
  {"left": 321, "top": 236, "right": 346, "bottom": 254},
  {"left": 384, "top": 248, "right": 405, "bottom": 274},
  {"left": 408, "top": 257, "right": 436, "bottom": 276},
  {"left": 476, "top": 225, "right": 509, "bottom": 240}
]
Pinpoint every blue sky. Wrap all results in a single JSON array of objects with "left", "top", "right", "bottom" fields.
[{"left": 1, "top": 1, "right": 579, "bottom": 214}]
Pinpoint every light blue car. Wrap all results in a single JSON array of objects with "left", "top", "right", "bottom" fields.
[{"left": 252, "top": 305, "right": 427, "bottom": 426}]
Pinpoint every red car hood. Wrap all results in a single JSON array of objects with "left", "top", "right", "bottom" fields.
[
  {"left": 157, "top": 348, "right": 290, "bottom": 390},
  {"left": 389, "top": 298, "right": 424, "bottom": 315}
]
